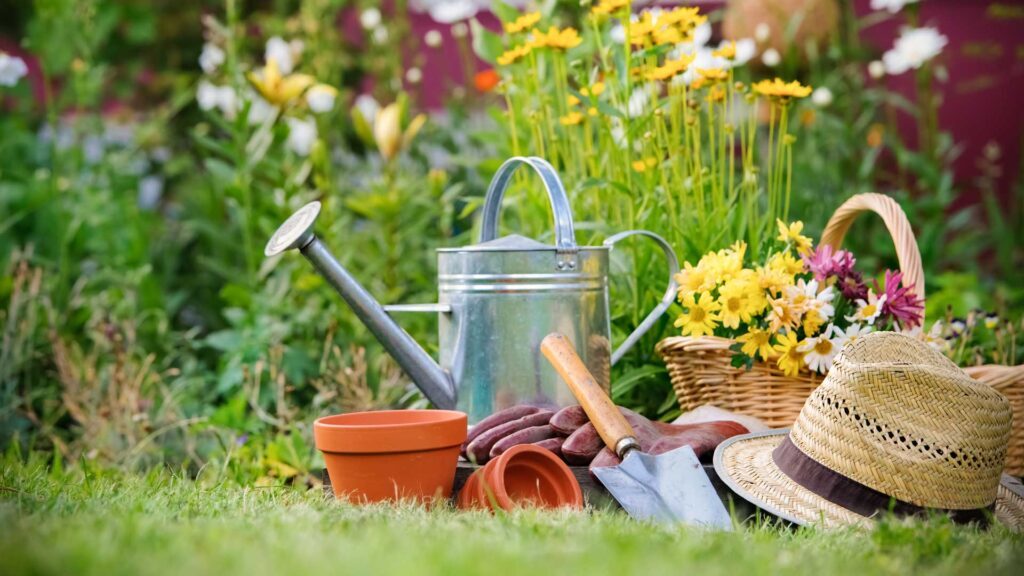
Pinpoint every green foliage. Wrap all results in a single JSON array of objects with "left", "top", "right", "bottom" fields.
[
  {"left": 1, "top": 456, "right": 1022, "bottom": 576},
  {"left": 0, "top": 0, "right": 1021, "bottom": 476}
]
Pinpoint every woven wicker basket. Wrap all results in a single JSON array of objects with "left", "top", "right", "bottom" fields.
[{"left": 657, "top": 193, "right": 1024, "bottom": 476}]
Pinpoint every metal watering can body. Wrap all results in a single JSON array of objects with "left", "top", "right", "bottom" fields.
[{"left": 266, "top": 157, "right": 678, "bottom": 424}]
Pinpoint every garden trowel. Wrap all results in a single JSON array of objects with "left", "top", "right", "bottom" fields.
[{"left": 540, "top": 333, "right": 733, "bottom": 530}]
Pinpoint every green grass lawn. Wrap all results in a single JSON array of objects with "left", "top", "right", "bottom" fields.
[{"left": 2, "top": 456, "right": 1022, "bottom": 576}]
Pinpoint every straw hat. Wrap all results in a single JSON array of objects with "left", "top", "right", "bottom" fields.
[{"left": 714, "top": 331, "right": 1024, "bottom": 530}]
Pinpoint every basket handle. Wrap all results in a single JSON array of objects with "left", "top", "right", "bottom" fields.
[{"left": 819, "top": 193, "right": 925, "bottom": 312}]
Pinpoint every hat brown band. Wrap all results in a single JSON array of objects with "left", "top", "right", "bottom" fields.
[{"left": 772, "top": 435, "right": 994, "bottom": 526}]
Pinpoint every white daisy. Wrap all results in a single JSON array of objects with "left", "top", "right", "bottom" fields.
[
  {"left": 846, "top": 289, "right": 887, "bottom": 325},
  {"left": 798, "top": 325, "right": 841, "bottom": 374},
  {"left": 833, "top": 323, "right": 872, "bottom": 350},
  {"left": 882, "top": 27, "right": 947, "bottom": 75}
]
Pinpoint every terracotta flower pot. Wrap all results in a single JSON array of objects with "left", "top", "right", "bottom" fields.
[
  {"left": 315, "top": 409, "right": 467, "bottom": 503},
  {"left": 458, "top": 444, "right": 583, "bottom": 511}
]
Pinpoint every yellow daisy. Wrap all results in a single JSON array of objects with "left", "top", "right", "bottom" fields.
[
  {"left": 674, "top": 261, "right": 715, "bottom": 296},
  {"left": 497, "top": 44, "right": 533, "bottom": 66},
  {"left": 560, "top": 112, "right": 584, "bottom": 126},
  {"left": 753, "top": 78, "right": 812, "bottom": 100},
  {"left": 774, "top": 331, "right": 807, "bottom": 377},
  {"left": 802, "top": 307, "right": 826, "bottom": 335},
  {"left": 531, "top": 26, "right": 582, "bottom": 50},
  {"left": 712, "top": 41, "right": 737, "bottom": 60},
  {"left": 675, "top": 291, "right": 721, "bottom": 337},
  {"left": 697, "top": 68, "right": 728, "bottom": 84},
  {"left": 755, "top": 263, "right": 794, "bottom": 296},
  {"left": 717, "top": 278, "right": 758, "bottom": 329},
  {"left": 661, "top": 6, "right": 705, "bottom": 29},
  {"left": 631, "top": 157, "right": 657, "bottom": 172},
  {"left": 505, "top": 12, "right": 541, "bottom": 35},
  {"left": 768, "top": 250, "right": 804, "bottom": 277},
  {"left": 736, "top": 327, "right": 775, "bottom": 361},
  {"left": 646, "top": 54, "right": 695, "bottom": 82},
  {"left": 766, "top": 294, "right": 802, "bottom": 333},
  {"left": 591, "top": 0, "right": 630, "bottom": 17},
  {"left": 776, "top": 219, "right": 814, "bottom": 254}
]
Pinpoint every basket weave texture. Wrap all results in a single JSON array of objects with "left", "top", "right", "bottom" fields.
[{"left": 657, "top": 193, "right": 1024, "bottom": 475}]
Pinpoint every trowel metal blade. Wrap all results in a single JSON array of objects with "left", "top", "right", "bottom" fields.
[{"left": 592, "top": 445, "right": 733, "bottom": 530}]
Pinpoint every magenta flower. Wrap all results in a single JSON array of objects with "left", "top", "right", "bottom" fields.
[
  {"left": 802, "top": 245, "right": 857, "bottom": 282},
  {"left": 837, "top": 271, "right": 869, "bottom": 301},
  {"left": 875, "top": 270, "right": 924, "bottom": 329}
]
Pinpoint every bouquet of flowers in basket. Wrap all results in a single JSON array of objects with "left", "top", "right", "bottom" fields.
[{"left": 672, "top": 219, "right": 925, "bottom": 376}]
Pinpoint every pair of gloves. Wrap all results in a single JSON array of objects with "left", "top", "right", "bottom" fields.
[{"left": 460, "top": 404, "right": 748, "bottom": 470}]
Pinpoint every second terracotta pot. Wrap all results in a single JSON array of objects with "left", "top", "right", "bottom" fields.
[{"left": 458, "top": 444, "right": 583, "bottom": 511}]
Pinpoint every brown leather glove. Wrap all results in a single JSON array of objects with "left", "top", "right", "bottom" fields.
[
  {"left": 552, "top": 404, "right": 749, "bottom": 470},
  {"left": 460, "top": 405, "right": 558, "bottom": 464}
]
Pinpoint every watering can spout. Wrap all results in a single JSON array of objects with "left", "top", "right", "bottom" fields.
[{"left": 264, "top": 202, "right": 457, "bottom": 410}]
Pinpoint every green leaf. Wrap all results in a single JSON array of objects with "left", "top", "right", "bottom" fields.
[
  {"left": 491, "top": 1, "right": 521, "bottom": 23},
  {"left": 470, "top": 18, "right": 504, "bottom": 64},
  {"left": 205, "top": 329, "right": 242, "bottom": 352}
]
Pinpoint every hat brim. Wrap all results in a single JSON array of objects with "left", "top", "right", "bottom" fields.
[{"left": 713, "top": 430, "right": 1024, "bottom": 531}]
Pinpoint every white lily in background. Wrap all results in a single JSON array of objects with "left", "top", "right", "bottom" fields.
[
  {"left": 305, "top": 84, "right": 338, "bottom": 113},
  {"left": 197, "top": 80, "right": 238, "bottom": 119},
  {"left": 199, "top": 43, "right": 225, "bottom": 74},
  {"left": 264, "top": 36, "right": 303, "bottom": 75},
  {"left": 410, "top": 0, "right": 491, "bottom": 24},
  {"left": 285, "top": 116, "right": 317, "bottom": 156},
  {"left": 360, "top": 7, "right": 382, "bottom": 30},
  {"left": 812, "top": 87, "right": 833, "bottom": 107},
  {"left": 871, "top": 0, "right": 920, "bottom": 13},
  {"left": 762, "top": 48, "right": 781, "bottom": 67},
  {"left": 882, "top": 27, "right": 947, "bottom": 75},
  {"left": 0, "top": 51, "right": 28, "bottom": 87},
  {"left": 246, "top": 94, "right": 277, "bottom": 125},
  {"left": 374, "top": 102, "right": 427, "bottom": 162}
]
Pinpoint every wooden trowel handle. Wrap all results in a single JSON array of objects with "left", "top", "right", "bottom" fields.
[{"left": 541, "top": 333, "right": 640, "bottom": 458}]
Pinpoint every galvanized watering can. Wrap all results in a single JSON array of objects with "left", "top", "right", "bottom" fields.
[{"left": 266, "top": 156, "right": 679, "bottom": 423}]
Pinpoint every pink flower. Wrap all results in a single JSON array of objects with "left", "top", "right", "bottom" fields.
[
  {"left": 804, "top": 245, "right": 867, "bottom": 300},
  {"left": 802, "top": 245, "right": 857, "bottom": 282},
  {"left": 875, "top": 270, "right": 924, "bottom": 329}
]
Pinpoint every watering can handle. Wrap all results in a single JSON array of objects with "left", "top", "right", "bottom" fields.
[
  {"left": 604, "top": 230, "right": 680, "bottom": 366},
  {"left": 479, "top": 156, "right": 578, "bottom": 269}
]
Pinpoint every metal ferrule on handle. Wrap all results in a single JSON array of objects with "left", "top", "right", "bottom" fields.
[
  {"left": 479, "top": 156, "right": 578, "bottom": 271},
  {"left": 299, "top": 237, "right": 457, "bottom": 410}
]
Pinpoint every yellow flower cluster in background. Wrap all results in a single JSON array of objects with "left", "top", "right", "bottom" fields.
[
  {"left": 591, "top": 0, "right": 630, "bottom": 17},
  {"left": 753, "top": 78, "right": 813, "bottom": 100},
  {"left": 531, "top": 26, "right": 582, "bottom": 51},
  {"left": 505, "top": 11, "right": 541, "bottom": 34},
  {"left": 630, "top": 7, "right": 706, "bottom": 47},
  {"left": 646, "top": 55, "right": 694, "bottom": 82},
  {"left": 497, "top": 43, "right": 533, "bottom": 66}
]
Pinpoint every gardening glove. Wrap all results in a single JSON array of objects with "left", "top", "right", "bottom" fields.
[
  {"left": 460, "top": 405, "right": 557, "bottom": 465},
  {"left": 553, "top": 404, "right": 749, "bottom": 470}
]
